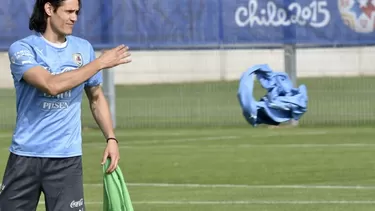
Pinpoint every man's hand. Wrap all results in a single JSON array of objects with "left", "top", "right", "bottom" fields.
[
  {"left": 101, "top": 139, "right": 120, "bottom": 173},
  {"left": 98, "top": 45, "right": 132, "bottom": 69}
]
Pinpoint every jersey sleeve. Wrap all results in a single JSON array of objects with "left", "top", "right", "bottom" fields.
[
  {"left": 8, "top": 42, "right": 40, "bottom": 82},
  {"left": 85, "top": 44, "right": 103, "bottom": 87}
]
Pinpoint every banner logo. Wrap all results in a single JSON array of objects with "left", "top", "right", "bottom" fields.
[
  {"left": 235, "top": 0, "right": 331, "bottom": 28},
  {"left": 338, "top": 0, "right": 375, "bottom": 33}
]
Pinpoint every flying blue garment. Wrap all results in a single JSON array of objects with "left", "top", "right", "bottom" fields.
[
  {"left": 7, "top": 33, "right": 102, "bottom": 158},
  {"left": 237, "top": 64, "right": 308, "bottom": 126}
]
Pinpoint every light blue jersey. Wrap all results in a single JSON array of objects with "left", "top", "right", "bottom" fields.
[{"left": 7, "top": 33, "right": 102, "bottom": 158}]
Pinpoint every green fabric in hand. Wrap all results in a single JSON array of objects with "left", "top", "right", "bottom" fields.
[{"left": 103, "top": 159, "right": 134, "bottom": 211}]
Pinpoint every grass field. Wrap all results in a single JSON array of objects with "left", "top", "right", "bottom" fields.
[
  {"left": 0, "top": 76, "right": 375, "bottom": 129},
  {"left": 0, "top": 76, "right": 375, "bottom": 210},
  {"left": 0, "top": 127, "right": 374, "bottom": 211}
]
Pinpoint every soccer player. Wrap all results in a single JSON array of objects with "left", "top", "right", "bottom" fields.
[{"left": 0, "top": 0, "right": 132, "bottom": 210}]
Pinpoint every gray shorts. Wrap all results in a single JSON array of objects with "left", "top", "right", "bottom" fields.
[{"left": 0, "top": 153, "right": 85, "bottom": 211}]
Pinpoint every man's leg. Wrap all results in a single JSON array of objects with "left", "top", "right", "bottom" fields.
[
  {"left": 41, "top": 156, "right": 85, "bottom": 211},
  {"left": 0, "top": 153, "right": 42, "bottom": 211}
]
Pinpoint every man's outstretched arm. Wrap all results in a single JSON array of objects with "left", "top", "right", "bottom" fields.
[
  {"left": 85, "top": 85, "right": 120, "bottom": 173},
  {"left": 9, "top": 43, "right": 130, "bottom": 96}
]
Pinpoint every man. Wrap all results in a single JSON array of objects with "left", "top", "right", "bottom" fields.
[{"left": 0, "top": 0, "right": 132, "bottom": 210}]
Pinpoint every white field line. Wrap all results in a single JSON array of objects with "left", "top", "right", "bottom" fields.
[
  {"left": 0, "top": 131, "right": 186, "bottom": 138},
  {"left": 0, "top": 128, "right": 362, "bottom": 139},
  {"left": 123, "top": 136, "right": 239, "bottom": 145},
  {"left": 4, "top": 142, "right": 375, "bottom": 151},
  {"left": 112, "top": 143, "right": 375, "bottom": 149},
  {"left": 81, "top": 130, "right": 328, "bottom": 137},
  {"left": 131, "top": 200, "right": 375, "bottom": 205},
  {"left": 82, "top": 131, "right": 328, "bottom": 147},
  {"left": 1, "top": 128, "right": 375, "bottom": 140},
  {"left": 254, "top": 131, "right": 327, "bottom": 137},
  {"left": 38, "top": 183, "right": 375, "bottom": 206},
  {"left": 0, "top": 132, "right": 283, "bottom": 139},
  {"left": 0, "top": 129, "right": 367, "bottom": 141},
  {"left": 83, "top": 183, "right": 375, "bottom": 190},
  {"left": 237, "top": 143, "right": 375, "bottom": 148},
  {"left": 38, "top": 200, "right": 375, "bottom": 205},
  {"left": 0, "top": 136, "right": 238, "bottom": 150},
  {"left": 80, "top": 131, "right": 334, "bottom": 147},
  {"left": 119, "top": 143, "right": 375, "bottom": 149},
  {"left": 2, "top": 130, "right": 375, "bottom": 150},
  {"left": 82, "top": 136, "right": 239, "bottom": 147}
]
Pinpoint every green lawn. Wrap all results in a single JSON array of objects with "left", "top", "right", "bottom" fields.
[
  {"left": 0, "top": 127, "right": 374, "bottom": 211},
  {"left": 0, "top": 76, "right": 375, "bottom": 129},
  {"left": 0, "top": 77, "right": 374, "bottom": 210}
]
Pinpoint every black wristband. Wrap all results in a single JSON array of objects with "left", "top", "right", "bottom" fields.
[{"left": 106, "top": 137, "right": 118, "bottom": 143}]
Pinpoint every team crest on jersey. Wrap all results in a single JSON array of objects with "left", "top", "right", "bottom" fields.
[{"left": 72, "top": 53, "right": 83, "bottom": 67}]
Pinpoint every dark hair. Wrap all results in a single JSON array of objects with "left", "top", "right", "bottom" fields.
[{"left": 29, "top": 0, "right": 81, "bottom": 33}]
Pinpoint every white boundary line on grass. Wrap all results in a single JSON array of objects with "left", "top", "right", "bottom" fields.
[
  {"left": 121, "top": 143, "right": 375, "bottom": 148},
  {"left": 3, "top": 143, "right": 375, "bottom": 151},
  {"left": 0, "top": 129, "right": 339, "bottom": 139},
  {"left": 81, "top": 136, "right": 239, "bottom": 147},
  {"left": 119, "top": 136, "right": 239, "bottom": 145},
  {"left": 38, "top": 200, "right": 375, "bottom": 205},
  {"left": 83, "top": 183, "right": 375, "bottom": 190},
  {"left": 129, "top": 200, "right": 375, "bottom": 205},
  {"left": 0, "top": 128, "right": 374, "bottom": 140},
  {"left": 237, "top": 143, "right": 375, "bottom": 148}
]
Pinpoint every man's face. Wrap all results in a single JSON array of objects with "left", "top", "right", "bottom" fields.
[{"left": 48, "top": 0, "right": 80, "bottom": 36}]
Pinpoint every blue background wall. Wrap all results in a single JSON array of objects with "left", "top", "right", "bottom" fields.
[{"left": 1, "top": 0, "right": 375, "bottom": 49}]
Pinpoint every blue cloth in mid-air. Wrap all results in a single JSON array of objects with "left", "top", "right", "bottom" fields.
[{"left": 237, "top": 64, "right": 308, "bottom": 126}]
